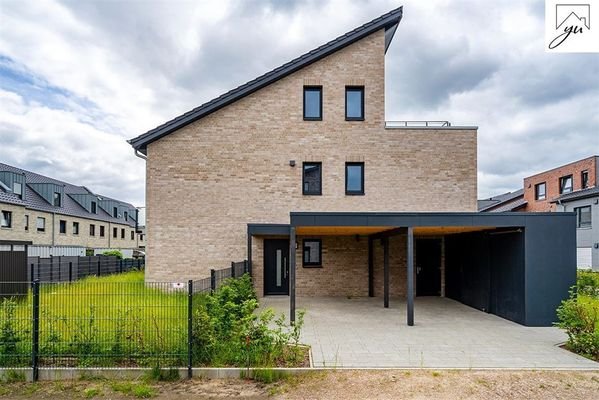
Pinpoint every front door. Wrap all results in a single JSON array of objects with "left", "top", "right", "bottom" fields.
[
  {"left": 416, "top": 239, "right": 441, "bottom": 296},
  {"left": 264, "top": 239, "right": 290, "bottom": 295}
]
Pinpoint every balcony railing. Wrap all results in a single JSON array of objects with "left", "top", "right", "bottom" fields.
[{"left": 385, "top": 121, "right": 451, "bottom": 128}]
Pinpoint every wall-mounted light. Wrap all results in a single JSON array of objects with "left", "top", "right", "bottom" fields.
[
  {"left": 594, "top": 243, "right": 599, "bottom": 249},
  {"left": 289, "top": 160, "right": 296, "bottom": 167}
]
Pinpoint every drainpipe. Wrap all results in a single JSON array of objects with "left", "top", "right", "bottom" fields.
[
  {"left": 133, "top": 149, "right": 147, "bottom": 160},
  {"left": 51, "top": 212, "right": 55, "bottom": 246}
]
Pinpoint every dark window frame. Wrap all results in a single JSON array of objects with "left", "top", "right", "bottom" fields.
[
  {"left": 90, "top": 224, "right": 95, "bottom": 237},
  {"left": 131, "top": 230, "right": 135, "bottom": 240},
  {"left": 302, "top": 238, "right": 322, "bottom": 267},
  {"left": 53, "top": 192, "right": 61, "bottom": 207},
  {"left": 36, "top": 217, "right": 45, "bottom": 232},
  {"left": 303, "top": 86, "right": 323, "bottom": 121},
  {"left": 559, "top": 175, "right": 573, "bottom": 194},
  {"left": 345, "top": 86, "right": 365, "bottom": 121},
  {"left": 24, "top": 215, "right": 29, "bottom": 231},
  {"left": 91, "top": 201, "right": 97, "bottom": 214},
  {"left": 575, "top": 206, "right": 592, "bottom": 229},
  {"left": 302, "top": 162, "right": 322, "bottom": 195},
  {"left": 1, "top": 210, "right": 12, "bottom": 228},
  {"left": 59, "top": 220, "right": 67, "bottom": 234},
  {"left": 345, "top": 162, "right": 365, "bottom": 195},
  {"left": 100, "top": 225, "right": 105, "bottom": 237},
  {"left": 121, "top": 228, "right": 125, "bottom": 239},
  {"left": 113, "top": 227, "right": 118, "bottom": 238},
  {"left": 534, "top": 182, "right": 546, "bottom": 201},
  {"left": 113, "top": 207, "right": 118, "bottom": 218},
  {"left": 73, "top": 222, "right": 79, "bottom": 235},
  {"left": 581, "top": 170, "right": 589, "bottom": 189}
]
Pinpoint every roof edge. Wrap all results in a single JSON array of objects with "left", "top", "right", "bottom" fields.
[{"left": 128, "top": 6, "right": 404, "bottom": 154}]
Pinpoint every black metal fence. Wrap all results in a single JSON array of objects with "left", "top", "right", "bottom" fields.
[
  {"left": 0, "top": 260, "right": 249, "bottom": 380},
  {"left": 27, "top": 256, "right": 144, "bottom": 283}
]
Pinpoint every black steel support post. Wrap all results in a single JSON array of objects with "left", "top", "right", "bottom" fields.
[
  {"left": 407, "top": 226, "right": 414, "bottom": 326},
  {"left": 231, "top": 261, "right": 236, "bottom": 278},
  {"left": 247, "top": 231, "right": 253, "bottom": 277},
  {"left": 32, "top": 279, "right": 40, "bottom": 382},
  {"left": 289, "top": 227, "right": 296, "bottom": 324},
  {"left": 244, "top": 260, "right": 248, "bottom": 275},
  {"left": 97, "top": 258, "right": 101, "bottom": 276},
  {"left": 187, "top": 280, "right": 193, "bottom": 379},
  {"left": 210, "top": 269, "right": 216, "bottom": 293},
  {"left": 383, "top": 237, "right": 389, "bottom": 308},
  {"left": 68, "top": 262, "right": 73, "bottom": 282},
  {"left": 368, "top": 236, "right": 374, "bottom": 297}
]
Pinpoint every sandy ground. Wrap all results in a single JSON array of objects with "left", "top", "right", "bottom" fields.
[{"left": 1, "top": 370, "right": 598, "bottom": 399}]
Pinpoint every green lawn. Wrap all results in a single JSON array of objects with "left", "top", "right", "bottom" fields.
[{"left": 1, "top": 271, "right": 189, "bottom": 367}]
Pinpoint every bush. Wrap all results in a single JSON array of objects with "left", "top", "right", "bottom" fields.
[
  {"left": 556, "top": 272, "right": 599, "bottom": 360},
  {"left": 102, "top": 250, "right": 124, "bottom": 260},
  {"left": 191, "top": 274, "right": 305, "bottom": 367}
]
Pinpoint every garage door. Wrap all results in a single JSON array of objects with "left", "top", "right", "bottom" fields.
[{"left": 577, "top": 248, "right": 592, "bottom": 269}]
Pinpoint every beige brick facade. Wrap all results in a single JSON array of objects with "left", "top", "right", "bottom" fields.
[
  {"left": 0, "top": 203, "right": 140, "bottom": 249},
  {"left": 144, "top": 28, "right": 478, "bottom": 290}
]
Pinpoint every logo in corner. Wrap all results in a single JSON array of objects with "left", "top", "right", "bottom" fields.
[{"left": 545, "top": 1, "right": 599, "bottom": 52}]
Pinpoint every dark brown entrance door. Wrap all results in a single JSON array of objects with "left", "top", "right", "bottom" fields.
[
  {"left": 416, "top": 239, "right": 441, "bottom": 296},
  {"left": 264, "top": 239, "right": 290, "bottom": 295}
]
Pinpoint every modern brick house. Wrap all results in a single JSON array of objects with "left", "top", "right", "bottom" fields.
[
  {"left": 0, "top": 162, "right": 144, "bottom": 256},
  {"left": 129, "top": 7, "right": 576, "bottom": 327}
]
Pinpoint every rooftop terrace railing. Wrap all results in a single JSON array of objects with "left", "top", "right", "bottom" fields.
[{"left": 385, "top": 120, "right": 451, "bottom": 128}]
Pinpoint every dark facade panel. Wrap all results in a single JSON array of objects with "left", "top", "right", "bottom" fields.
[{"left": 248, "top": 224, "right": 290, "bottom": 236}]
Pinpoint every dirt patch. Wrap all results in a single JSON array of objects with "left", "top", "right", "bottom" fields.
[{"left": 1, "top": 370, "right": 598, "bottom": 399}]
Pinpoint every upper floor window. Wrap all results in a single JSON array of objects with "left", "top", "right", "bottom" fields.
[
  {"left": 100, "top": 226, "right": 105, "bottom": 237},
  {"left": 113, "top": 207, "right": 118, "bottom": 218},
  {"left": 131, "top": 230, "right": 135, "bottom": 240},
  {"left": 575, "top": 206, "right": 591, "bottom": 228},
  {"left": 73, "top": 222, "right": 79, "bottom": 235},
  {"left": 59, "top": 220, "right": 67, "bottom": 234},
  {"left": 140, "top": 234, "right": 144, "bottom": 241},
  {"left": 345, "top": 86, "right": 364, "bottom": 121},
  {"left": 24, "top": 215, "right": 29, "bottom": 231},
  {"left": 91, "top": 201, "right": 97, "bottom": 214},
  {"left": 13, "top": 182, "right": 22, "bottom": 197},
  {"left": 534, "top": 182, "right": 546, "bottom": 201},
  {"left": 37, "top": 217, "right": 45, "bottom": 232},
  {"left": 581, "top": 170, "right": 589, "bottom": 189},
  {"left": 559, "top": 175, "right": 573, "bottom": 194},
  {"left": 303, "top": 162, "right": 322, "bottom": 195},
  {"left": 124, "top": 211, "right": 128, "bottom": 221},
  {"left": 303, "top": 239, "right": 322, "bottom": 267},
  {"left": 53, "top": 192, "right": 61, "bottom": 207},
  {"left": 345, "top": 162, "right": 365, "bottom": 195},
  {"left": 1, "top": 210, "right": 12, "bottom": 228},
  {"left": 90, "top": 224, "right": 95, "bottom": 236},
  {"left": 303, "top": 86, "right": 322, "bottom": 121},
  {"left": 113, "top": 227, "right": 118, "bottom": 238},
  {"left": 121, "top": 228, "right": 125, "bottom": 239}
]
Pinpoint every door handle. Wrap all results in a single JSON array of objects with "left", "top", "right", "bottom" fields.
[{"left": 284, "top": 257, "right": 287, "bottom": 278}]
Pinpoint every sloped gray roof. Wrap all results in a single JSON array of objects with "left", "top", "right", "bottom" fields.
[
  {"left": 128, "top": 6, "right": 403, "bottom": 154},
  {"left": 551, "top": 186, "right": 599, "bottom": 203},
  {"left": 487, "top": 197, "right": 527, "bottom": 213},
  {"left": 478, "top": 189, "right": 524, "bottom": 212},
  {"left": 0, "top": 162, "right": 136, "bottom": 227}
]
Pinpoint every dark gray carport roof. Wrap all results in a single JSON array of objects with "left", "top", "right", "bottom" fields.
[{"left": 128, "top": 6, "right": 403, "bottom": 154}]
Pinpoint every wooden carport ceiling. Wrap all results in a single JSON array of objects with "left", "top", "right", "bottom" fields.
[{"left": 295, "top": 226, "right": 493, "bottom": 236}]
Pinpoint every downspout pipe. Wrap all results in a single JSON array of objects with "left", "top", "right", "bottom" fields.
[{"left": 134, "top": 149, "right": 147, "bottom": 160}]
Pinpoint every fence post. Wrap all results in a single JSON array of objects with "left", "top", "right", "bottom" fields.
[
  {"left": 231, "top": 262, "right": 235, "bottom": 279},
  {"left": 119, "top": 259, "right": 123, "bottom": 273},
  {"left": 210, "top": 269, "right": 216, "bottom": 293},
  {"left": 97, "top": 258, "right": 101, "bottom": 276},
  {"left": 30, "top": 263, "right": 34, "bottom": 284},
  {"left": 69, "top": 262, "right": 73, "bottom": 282},
  {"left": 49, "top": 255, "right": 53, "bottom": 282},
  {"left": 32, "top": 279, "right": 40, "bottom": 382},
  {"left": 58, "top": 256, "right": 62, "bottom": 281},
  {"left": 187, "top": 279, "right": 193, "bottom": 379}
]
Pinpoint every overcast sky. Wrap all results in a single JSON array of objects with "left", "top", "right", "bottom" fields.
[{"left": 1, "top": 0, "right": 598, "bottom": 206}]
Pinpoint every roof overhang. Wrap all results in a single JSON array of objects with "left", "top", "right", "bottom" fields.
[{"left": 128, "top": 6, "right": 404, "bottom": 155}]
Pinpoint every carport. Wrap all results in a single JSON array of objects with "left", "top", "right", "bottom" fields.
[{"left": 279, "top": 212, "right": 576, "bottom": 327}]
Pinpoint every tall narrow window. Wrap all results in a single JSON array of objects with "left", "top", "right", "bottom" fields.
[
  {"left": 581, "top": 170, "right": 589, "bottom": 189},
  {"left": 121, "top": 228, "right": 125, "bottom": 239},
  {"left": 345, "top": 86, "right": 364, "bottom": 120},
  {"left": 131, "top": 230, "right": 135, "bottom": 240},
  {"left": 113, "top": 207, "right": 118, "bottom": 218},
  {"left": 345, "top": 162, "right": 365, "bottom": 195},
  {"left": 302, "top": 162, "right": 322, "bottom": 195},
  {"left": 124, "top": 211, "right": 128, "bottom": 221},
  {"left": 534, "top": 182, "right": 546, "bottom": 200},
  {"left": 1, "top": 211, "right": 12, "bottom": 228},
  {"left": 53, "top": 192, "right": 61, "bottom": 207},
  {"left": 24, "top": 215, "right": 29, "bottom": 231},
  {"left": 36, "top": 217, "right": 45, "bottom": 232},
  {"left": 100, "top": 226, "right": 105, "bottom": 237},
  {"left": 303, "top": 86, "right": 322, "bottom": 120},
  {"left": 113, "top": 227, "right": 118, "bottom": 238},
  {"left": 73, "top": 222, "right": 79, "bottom": 235},
  {"left": 59, "top": 220, "right": 67, "bottom": 234},
  {"left": 91, "top": 201, "right": 97, "bottom": 214},
  {"left": 559, "top": 175, "right": 573, "bottom": 194},
  {"left": 302, "top": 239, "right": 322, "bottom": 267},
  {"left": 90, "top": 224, "right": 95, "bottom": 236},
  {"left": 575, "top": 206, "right": 591, "bottom": 228},
  {"left": 13, "top": 182, "right": 22, "bottom": 197}
]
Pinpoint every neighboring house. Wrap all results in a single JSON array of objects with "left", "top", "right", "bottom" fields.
[
  {"left": 477, "top": 189, "right": 526, "bottom": 212},
  {"left": 0, "top": 162, "right": 144, "bottom": 257},
  {"left": 128, "top": 7, "right": 575, "bottom": 327}
]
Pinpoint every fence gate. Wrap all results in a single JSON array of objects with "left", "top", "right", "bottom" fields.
[{"left": 0, "top": 240, "right": 31, "bottom": 296}]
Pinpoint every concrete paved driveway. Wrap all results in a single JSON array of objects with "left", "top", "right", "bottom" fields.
[{"left": 260, "top": 296, "right": 599, "bottom": 369}]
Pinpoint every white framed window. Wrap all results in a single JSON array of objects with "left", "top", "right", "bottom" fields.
[
  {"left": 1, "top": 210, "right": 12, "bottom": 228},
  {"left": 36, "top": 217, "right": 46, "bottom": 232}
]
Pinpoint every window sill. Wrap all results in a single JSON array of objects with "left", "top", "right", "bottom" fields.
[
  {"left": 345, "top": 117, "right": 364, "bottom": 121},
  {"left": 303, "top": 117, "right": 322, "bottom": 121},
  {"left": 303, "top": 192, "right": 322, "bottom": 196},
  {"left": 302, "top": 265, "right": 322, "bottom": 268},
  {"left": 346, "top": 192, "right": 365, "bottom": 196},
  {"left": 1, "top": 226, "right": 12, "bottom": 230},
  {"left": 577, "top": 226, "right": 592, "bottom": 230}
]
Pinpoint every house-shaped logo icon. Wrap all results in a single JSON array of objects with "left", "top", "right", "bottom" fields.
[{"left": 556, "top": 4, "right": 590, "bottom": 29}]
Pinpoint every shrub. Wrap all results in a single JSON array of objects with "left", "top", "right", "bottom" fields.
[
  {"left": 577, "top": 271, "right": 599, "bottom": 297},
  {"left": 102, "top": 250, "right": 124, "bottom": 259},
  {"left": 191, "top": 273, "right": 305, "bottom": 367}
]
